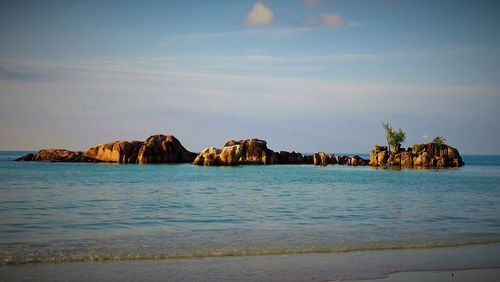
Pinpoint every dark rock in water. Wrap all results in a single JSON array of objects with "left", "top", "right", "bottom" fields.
[
  {"left": 331, "top": 154, "right": 338, "bottom": 165},
  {"left": 337, "top": 155, "right": 349, "bottom": 165},
  {"left": 15, "top": 153, "right": 35, "bottom": 161},
  {"left": 303, "top": 155, "right": 314, "bottom": 164},
  {"left": 16, "top": 149, "right": 96, "bottom": 162},
  {"left": 369, "top": 142, "right": 464, "bottom": 168}
]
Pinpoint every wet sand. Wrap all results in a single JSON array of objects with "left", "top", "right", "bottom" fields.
[
  {"left": 1, "top": 243, "right": 500, "bottom": 281},
  {"left": 351, "top": 268, "right": 500, "bottom": 282}
]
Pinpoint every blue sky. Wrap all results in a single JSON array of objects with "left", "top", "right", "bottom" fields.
[{"left": 1, "top": 0, "right": 499, "bottom": 154}]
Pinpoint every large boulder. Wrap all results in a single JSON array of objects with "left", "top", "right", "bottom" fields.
[
  {"left": 16, "top": 149, "right": 95, "bottom": 162},
  {"left": 84, "top": 141, "right": 143, "bottom": 163},
  {"left": 369, "top": 145, "right": 388, "bottom": 166},
  {"left": 313, "top": 152, "right": 331, "bottom": 166},
  {"left": 194, "top": 138, "right": 273, "bottom": 166},
  {"left": 192, "top": 147, "right": 220, "bottom": 166},
  {"left": 137, "top": 135, "right": 197, "bottom": 164},
  {"left": 224, "top": 139, "right": 273, "bottom": 165},
  {"left": 192, "top": 145, "right": 243, "bottom": 166}
]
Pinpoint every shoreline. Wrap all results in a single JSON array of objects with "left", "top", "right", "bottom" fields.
[
  {"left": 2, "top": 243, "right": 500, "bottom": 281},
  {"left": 351, "top": 268, "right": 500, "bottom": 282}
]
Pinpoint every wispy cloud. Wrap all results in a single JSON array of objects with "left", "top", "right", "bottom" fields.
[
  {"left": 244, "top": 2, "right": 274, "bottom": 26},
  {"left": 160, "top": 27, "right": 307, "bottom": 45},
  {"left": 2, "top": 46, "right": 498, "bottom": 83},
  {"left": 303, "top": 13, "right": 347, "bottom": 28}
]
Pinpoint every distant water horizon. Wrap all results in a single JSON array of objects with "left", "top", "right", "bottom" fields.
[{"left": 1, "top": 151, "right": 500, "bottom": 264}]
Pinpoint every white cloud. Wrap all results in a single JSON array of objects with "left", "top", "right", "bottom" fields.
[
  {"left": 245, "top": 2, "right": 274, "bottom": 26},
  {"left": 321, "top": 13, "right": 345, "bottom": 27}
]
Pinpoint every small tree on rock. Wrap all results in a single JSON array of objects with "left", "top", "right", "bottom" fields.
[
  {"left": 433, "top": 136, "right": 446, "bottom": 145},
  {"left": 382, "top": 122, "right": 406, "bottom": 153}
]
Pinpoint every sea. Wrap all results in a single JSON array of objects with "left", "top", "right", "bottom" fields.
[{"left": 1, "top": 151, "right": 500, "bottom": 265}]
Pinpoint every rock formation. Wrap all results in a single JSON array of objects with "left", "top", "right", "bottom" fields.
[
  {"left": 16, "top": 134, "right": 196, "bottom": 164},
  {"left": 193, "top": 138, "right": 316, "bottom": 166},
  {"left": 137, "top": 135, "right": 197, "bottom": 164},
  {"left": 369, "top": 142, "right": 464, "bottom": 168},
  {"left": 84, "top": 141, "right": 143, "bottom": 163},
  {"left": 15, "top": 149, "right": 96, "bottom": 162},
  {"left": 346, "top": 155, "right": 369, "bottom": 166},
  {"left": 224, "top": 139, "right": 273, "bottom": 165},
  {"left": 313, "top": 152, "right": 332, "bottom": 166},
  {"left": 15, "top": 135, "right": 464, "bottom": 168},
  {"left": 194, "top": 138, "right": 274, "bottom": 166}
]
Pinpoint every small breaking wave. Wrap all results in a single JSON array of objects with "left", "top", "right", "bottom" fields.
[{"left": 3, "top": 238, "right": 500, "bottom": 265}]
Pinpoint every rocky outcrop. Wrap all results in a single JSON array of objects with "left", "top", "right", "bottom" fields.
[
  {"left": 346, "top": 155, "right": 369, "bottom": 166},
  {"left": 224, "top": 139, "right": 273, "bottom": 165},
  {"left": 137, "top": 135, "right": 197, "bottom": 164},
  {"left": 15, "top": 149, "right": 96, "bottom": 162},
  {"left": 192, "top": 145, "right": 243, "bottom": 166},
  {"left": 337, "top": 155, "right": 349, "bottom": 165},
  {"left": 193, "top": 138, "right": 316, "bottom": 166},
  {"left": 369, "top": 142, "right": 464, "bottom": 168},
  {"left": 194, "top": 139, "right": 274, "bottom": 166},
  {"left": 313, "top": 152, "right": 334, "bottom": 166},
  {"left": 369, "top": 146, "right": 389, "bottom": 166},
  {"left": 84, "top": 141, "right": 143, "bottom": 163},
  {"left": 275, "top": 150, "right": 310, "bottom": 164},
  {"left": 16, "top": 134, "right": 197, "bottom": 164}
]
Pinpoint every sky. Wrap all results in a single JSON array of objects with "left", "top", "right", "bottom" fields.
[{"left": 1, "top": 0, "right": 499, "bottom": 154}]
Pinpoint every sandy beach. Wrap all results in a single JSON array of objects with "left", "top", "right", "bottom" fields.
[{"left": 2, "top": 243, "right": 500, "bottom": 281}]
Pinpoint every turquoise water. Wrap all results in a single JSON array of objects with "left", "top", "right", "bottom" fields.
[{"left": 1, "top": 152, "right": 500, "bottom": 264}]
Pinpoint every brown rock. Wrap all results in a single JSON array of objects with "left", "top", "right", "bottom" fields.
[
  {"left": 372, "top": 142, "right": 463, "bottom": 168},
  {"left": 400, "top": 151, "right": 413, "bottom": 167},
  {"left": 346, "top": 155, "right": 369, "bottom": 166},
  {"left": 17, "top": 149, "right": 94, "bottom": 162},
  {"left": 193, "top": 147, "right": 220, "bottom": 166},
  {"left": 84, "top": 141, "right": 143, "bottom": 163},
  {"left": 313, "top": 152, "right": 331, "bottom": 166},
  {"left": 369, "top": 145, "right": 388, "bottom": 166},
  {"left": 137, "top": 135, "right": 197, "bottom": 164},
  {"left": 219, "top": 145, "right": 243, "bottom": 165}
]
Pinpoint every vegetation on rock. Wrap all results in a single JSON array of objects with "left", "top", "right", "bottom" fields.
[{"left": 382, "top": 122, "right": 406, "bottom": 153}]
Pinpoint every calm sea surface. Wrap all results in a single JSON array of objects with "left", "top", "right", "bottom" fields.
[{"left": 1, "top": 151, "right": 500, "bottom": 264}]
